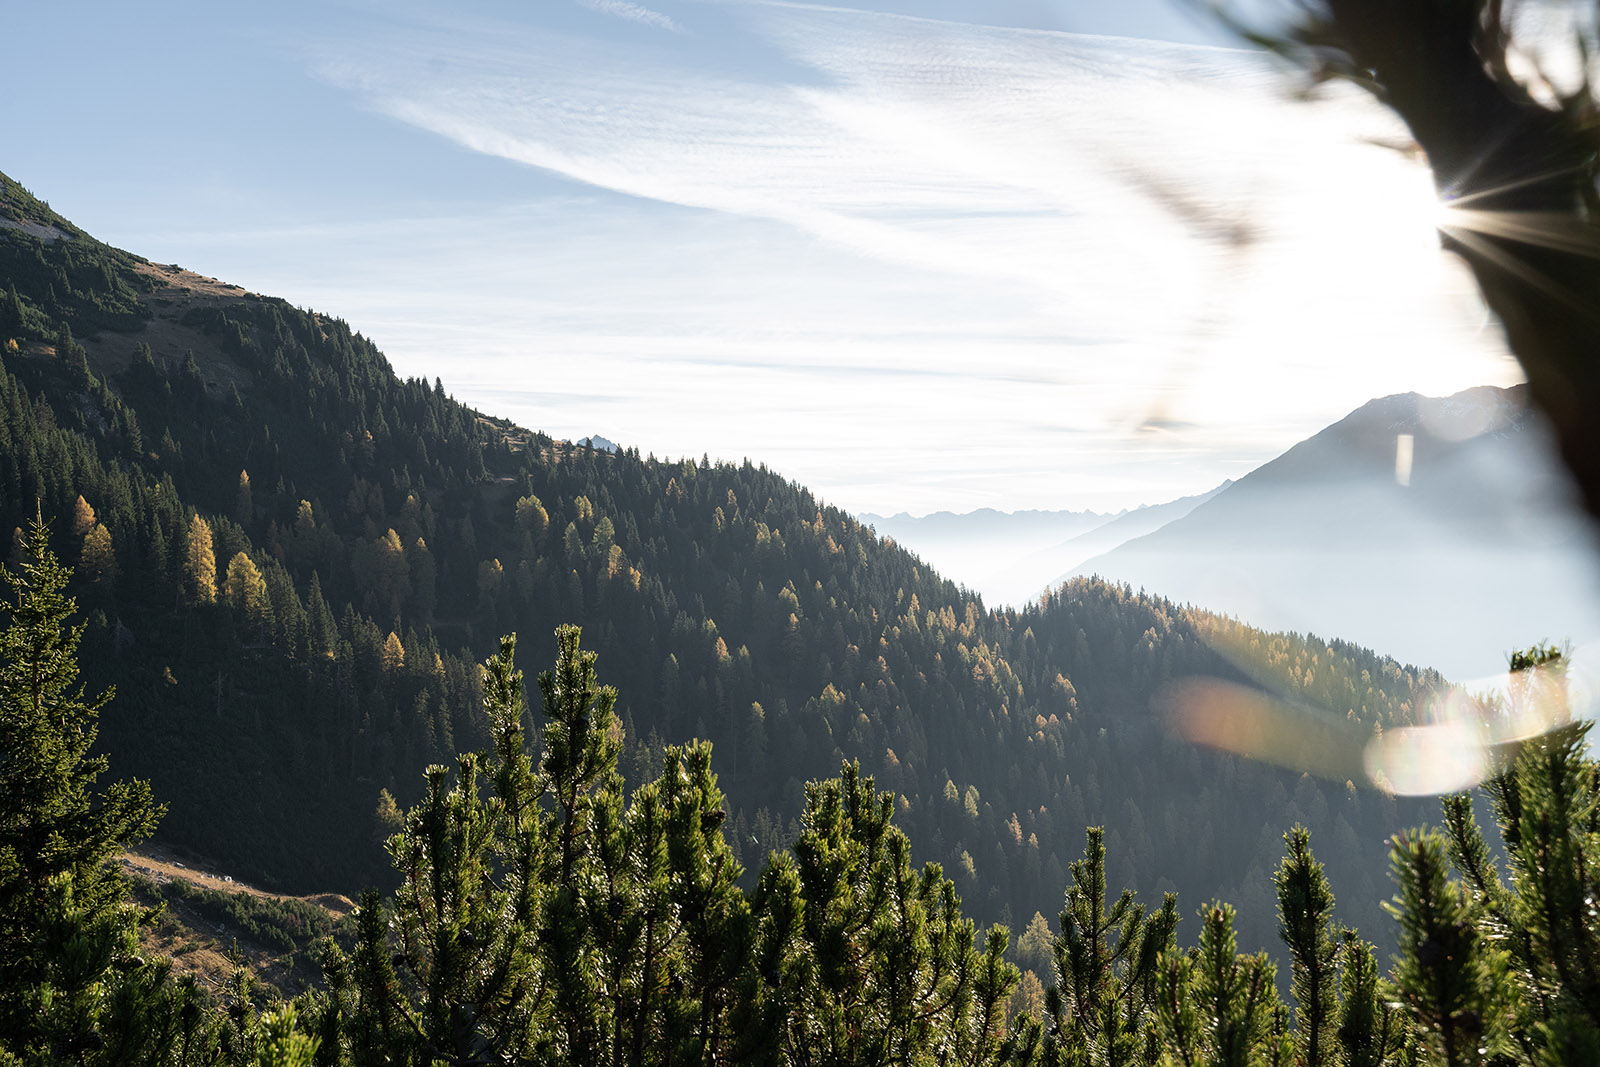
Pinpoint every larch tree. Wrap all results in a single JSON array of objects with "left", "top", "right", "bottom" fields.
[
  {"left": 79, "top": 523, "right": 116, "bottom": 586},
  {"left": 223, "top": 551, "right": 270, "bottom": 635},
  {"left": 380, "top": 631, "right": 405, "bottom": 675},
  {"left": 69, "top": 495, "right": 95, "bottom": 538},
  {"left": 234, "top": 470, "right": 252, "bottom": 527},
  {"left": 184, "top": 513, "right": 216, "bottom": 606}
]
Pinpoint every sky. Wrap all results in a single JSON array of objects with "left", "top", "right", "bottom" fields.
[{"left": 3, "top": 0, "right": 1525, "bottom": 516}]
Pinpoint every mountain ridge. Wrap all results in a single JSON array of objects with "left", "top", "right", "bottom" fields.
[
  {"left": 1071, "top": 385, "right": 1600, "bottom": 680},
  {"left": 0, "top": 166, "right": 1439, "bottom": 955}
]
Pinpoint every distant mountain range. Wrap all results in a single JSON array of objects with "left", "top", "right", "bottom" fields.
[
  {"left": 871, "top": 386, "right": 1600, "bottom": 682},
  {"left": 0, "top": 166, "right": 1441, "bottom": 956},
  {"left": 1070, "top": 386, "right": 1600, "bottom": 682},
  {"left": 862, "top": 492, "right": 1231, "bottom": 607},
  {"left": 857, "top": 507, "right": 1112, "bottom": 600}
]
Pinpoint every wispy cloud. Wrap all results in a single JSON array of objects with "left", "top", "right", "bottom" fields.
[
  {"left": 577, "top": 0, "right": 682, "bottom": 33},
  {"left": 296, "top": 4, "right": 1521, "bottom": 514}
]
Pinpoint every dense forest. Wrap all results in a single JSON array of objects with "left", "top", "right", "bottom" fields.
[
  {"left": 0, "top": 168, "right": 1445, "bottom": 960},
  {"left": 7, "top": 519, "right": 1598, "bottom": 1065}
]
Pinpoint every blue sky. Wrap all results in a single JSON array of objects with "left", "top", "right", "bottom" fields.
[{"left": 3, "top": 0, "right": 1521, "bottom": 515}]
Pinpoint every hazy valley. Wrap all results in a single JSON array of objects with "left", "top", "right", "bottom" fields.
[
  {"left": 875, "top": 388, "right": 1600, "bottom": 684},
  {"left": 0, "top": 166, "right": 1451, "bottom": 943},
  {"left": 0, "top": 162, "right": 1585, "bottom": 1063}
]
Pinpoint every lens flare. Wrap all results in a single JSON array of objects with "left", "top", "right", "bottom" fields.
[
  {"left": 1161, "top": 676, "right": 1371, "bottom": 782},
  {"left": 1363, "top": 723, "right": 1486, "bottom": 795},
  {"left": 1168, "top": 617, "right": 1593, "bottom": 795}
]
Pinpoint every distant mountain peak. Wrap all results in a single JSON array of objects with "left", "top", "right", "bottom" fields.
[{"left": 1067, "top": 383, "right": 1597, "bottom": 682}]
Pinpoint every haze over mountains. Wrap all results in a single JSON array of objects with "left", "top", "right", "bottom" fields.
[
  {"left": 858, "top": 507, "right": 1112, "bottom": 602},
  {"left": 1073, "top": 387, "right": 1600, "bottom": 681},
  {"left": 865, "top": 484, "right": 1229, "bottom": 607},
  {"left": 878, "top": 385, "right": 1600, "bottom": 682},
  {"left": 0, "top": 168, "right": 1446, "bottom": 958}
]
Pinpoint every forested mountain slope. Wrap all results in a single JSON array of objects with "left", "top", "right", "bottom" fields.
[{"left": 0, "top": 169, "right": 1437, "bottom": 954}]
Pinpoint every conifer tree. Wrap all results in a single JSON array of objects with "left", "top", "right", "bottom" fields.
[
  {"left": 1272, "top": 826, "right": 1407, "bottom": 1067},
  {"left": 540, "top": 624, "right": 621, "bottom": 889},
  {"left": 0, "top": 514, "right": 168, "bottom": 1063},
  {"left": 380, "top": 632, "right": 404, "bottom": 675},
  {"left": 1386, "top": 829, "right": 1513, "bottom": 1066},
  {"left": 234, "top": 470, "right": 252, "bottom": 528},
  {"left": 80, "top": 523, "right": 116, "bottom": 587},
  {"left": 514, "top": 493, "right": 548, "bottom": 547},
  {"left": 185, "top": 513, "right": 216, "bottom": 605},
  {"left": 324, "top": 635, "right": 550, "bottom": 1066},
  {"left": 1154, "top": 901, "right": 1287, "bottom": 1067},
  {"left": 648, "top": 742, "right": 751, "bottom": 1062},
  {"left": 1336, "top": 932, "right": 1401, "bottom": 1067},
  {"left": 1277, "top": 826, "right": 1340, "bottom": 1067},
  {"left": 70, "top": 494, "right": 95, "bottom": 538},
  {"left": 537, "top": 624, "right": 622, "bottom": 1062},
  {"left": 1039, "top": 827, "right": 1178, "bottom": 1065},
  {"left": 740, "top": 760, "right": 1016, "bottom": 1066},
  {"left": 224, "top": 552, "right": 271, "bottom": 634},
  {"left": 4, "top": 283, "right": 24, "bottom": 335}
]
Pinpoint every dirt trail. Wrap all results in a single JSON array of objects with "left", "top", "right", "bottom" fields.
[{"left": 119, "top": 848, "right": 355, "bottom": 917}]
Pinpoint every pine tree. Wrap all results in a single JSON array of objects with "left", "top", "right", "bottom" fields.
[
  {"left": 1386, "top": 829, "right": 1513, "bottom": 1066},
  {"left": 1040, "top": 826, "right": 1178, "bottom": 1065},
  {"left": 539, "top": 623, "right": 622, "bottom": 1062},
  {"left": 327, "top": 635, "right": 549, "bottom": 1065},
  {"left": 1277, "top": 826, "right": 1340, "bottom": 1067},
  {"left": 642, "top": 742, "right": 751, "bottom": 1062},
  {"left": 1154, "top": 901, "right": 1288, "bottom": 1067},
  {"left": 1337, "top": 932, "right": 1402, "bottom": 1067},
  {"left": 740, "top": 760, "right": 1016, "bottom": 1066},
  {"left": 0, "top": 513, "right": 169, "bottom": 1062}
]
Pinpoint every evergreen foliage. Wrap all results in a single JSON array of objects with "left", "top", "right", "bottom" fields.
[
  {"left": 739, "top": 760, "right": 1015, "bottom": 1066},
  {"left": 1277, "top": 826, "right": 1338, "bottom": 1067},
  {"left": 0, "top": 514, "right": 169, "bottom": 1063},
  {"left": 142, "top": 876, "right": 341, "bottom": 955},
  {"left": 1037, "top": 826, "right": 1179, "bottom": 1064},
  {"left": 19, "top": 173, "right": 1600, "bottom": 1067},
  {"left": 10, "top": 536, "right": 1600, "bottom": 1065},
  {"left": 0, "top": 178, "right": 1443, "bottom": 952}
]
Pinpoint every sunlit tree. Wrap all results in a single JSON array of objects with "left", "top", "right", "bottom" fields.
[
  {"left": 224, "top": 551, "right": 270, "bottom": 634},
  {"left": 185, "top": 513, "right": 216, "bottom": 606},
  {"left": 79, "top": 523, "right": 116, "bottom": 586}
]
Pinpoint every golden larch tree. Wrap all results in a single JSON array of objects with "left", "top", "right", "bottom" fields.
[
  {"left": 69, "top": 495, "right": 95, "bottom": 538},
  {"left": 185, "top": 514, "right": 216, "bottom": 605}
]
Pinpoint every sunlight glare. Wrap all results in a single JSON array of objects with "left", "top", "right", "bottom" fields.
[
  {"left": 1363, "top": 723, "right": 1486, "bottom": 796},
  {"left": 1170, "top": 618, "right": 1595, "bottom": 795}
]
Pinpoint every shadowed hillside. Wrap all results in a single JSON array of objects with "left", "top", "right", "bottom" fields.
[{"left": 0, "top": 168, "right": 1440, "bottom": 955}]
